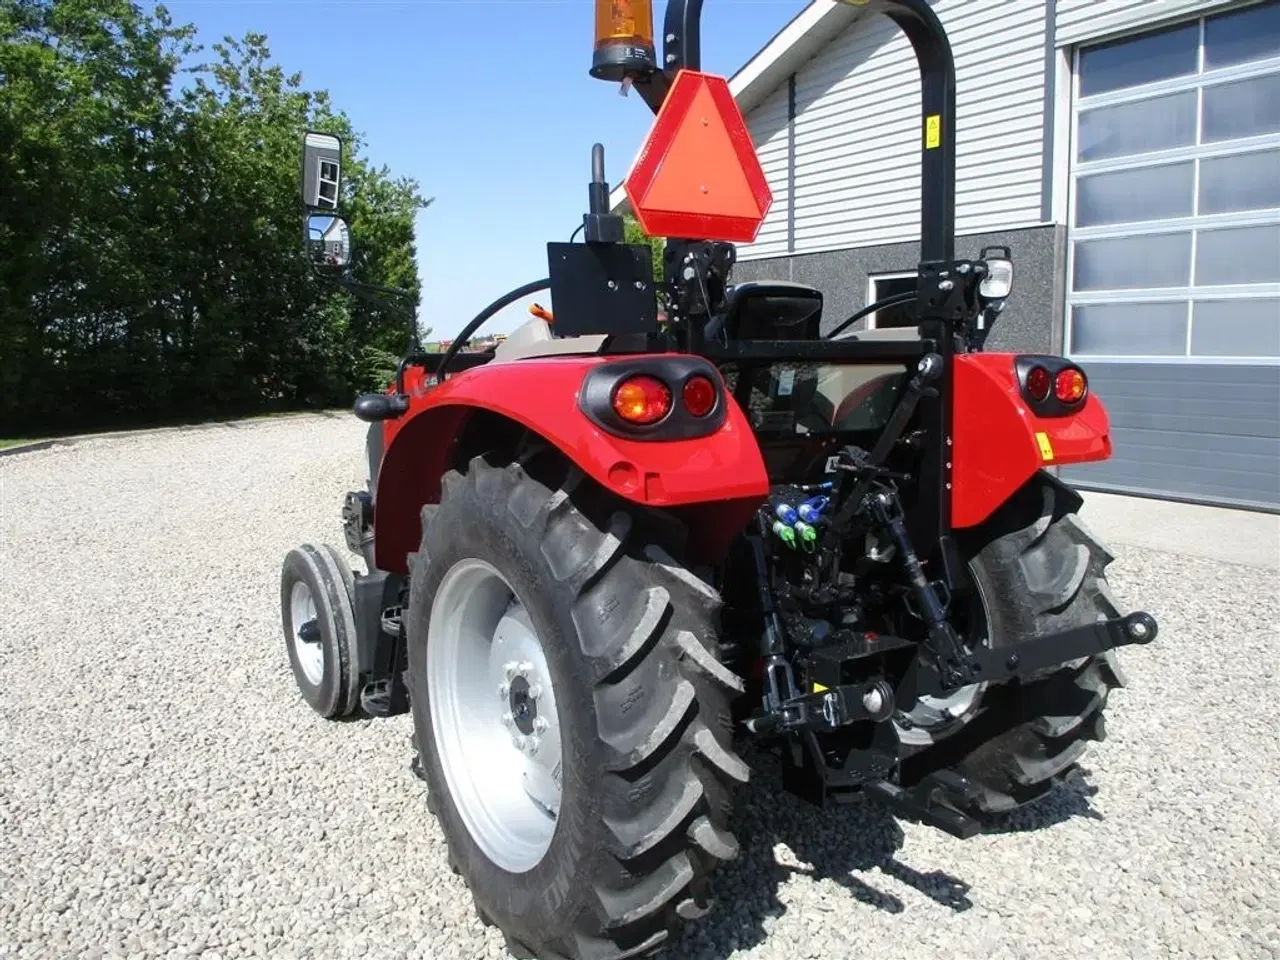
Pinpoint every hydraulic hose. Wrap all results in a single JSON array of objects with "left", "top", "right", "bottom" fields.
[
  {"left": 433, "top": 278, "right": 552, "bottom": 383},
  {"left": 824, "top": 290, "right": 919, "bottom": 341}
]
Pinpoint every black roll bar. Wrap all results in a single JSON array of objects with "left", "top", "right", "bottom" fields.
[
  {"left": 663, "top": 0, "right": 705, "bottom": 73},
  {"left": 652, "top": 0, "right": 956, "bottom": 264},
  {"left": 635, "top": 0, "right": 960, "bottom": 558}
]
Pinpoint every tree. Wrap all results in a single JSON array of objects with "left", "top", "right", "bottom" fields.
[
  {"left": 0, "top": 0, "right": 431, "bottom": 434},
  {"left": 624, "top": 213, "right": 665, "bottom": 285}
]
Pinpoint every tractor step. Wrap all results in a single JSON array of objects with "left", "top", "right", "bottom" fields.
[
  {"left": 342, "top": 490, "right": 373, "bottom": 557},
  {"left": 361, "top": 676, "right": 410, "bottom": 718},
  {"left": 864, "top": 771, "right": 985, "bottom": 840},
  {"left": 380, "top": 605, "right": 403, "bottom": 637}
]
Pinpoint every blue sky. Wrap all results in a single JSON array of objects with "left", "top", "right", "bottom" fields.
[{"left": 162, "top": 0, "right": 809, "bottom": 340}]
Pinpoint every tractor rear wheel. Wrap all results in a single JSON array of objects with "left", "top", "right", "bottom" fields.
[
  {"left": 898, "top": 472, "right": 1128, "bottom": 815},
  {"left": 405, "top": 450, "right": 747, "bottom": 960}
]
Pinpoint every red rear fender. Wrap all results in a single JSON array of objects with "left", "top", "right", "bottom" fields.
[
  {"left": 372, "top": 355, "right": 770, "bottom": 574},
  {"left": 952, "top": 353, "right": 1111, "bottom": 529}
]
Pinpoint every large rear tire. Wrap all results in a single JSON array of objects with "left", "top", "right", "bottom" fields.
[
  {"left": 405, "top": 450, "right": 747, "bottom": 960},
  {"left": 899, "top": 472, "right": 1127, "bottom": 814}
]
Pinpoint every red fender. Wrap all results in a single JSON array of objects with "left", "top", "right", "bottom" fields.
[
  {"left": 372, "top": 355, "right": 770, "bottom": 574},
  {"left": 951, "top": 353, "right": 1112, "bottom": 528}
]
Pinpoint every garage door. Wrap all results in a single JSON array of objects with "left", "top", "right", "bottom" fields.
[{"left": 1060, "top": 0, "right": 1280, "bottom": 511}]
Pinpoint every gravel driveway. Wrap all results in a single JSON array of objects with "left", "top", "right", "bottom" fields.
[{"left": 2, "top": 413, "right": 1277, "bottom": 960}]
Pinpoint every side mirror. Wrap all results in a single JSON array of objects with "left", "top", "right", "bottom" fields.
[
  {"left": 306, "top": 214, "right": 352, "bottom": 271},
  {"left": 301, "top": 131, "right": 342, "bottom": 211}
]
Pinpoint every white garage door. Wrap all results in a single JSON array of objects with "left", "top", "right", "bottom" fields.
[{"left": 1061, "top": 0, "right": 1280, "bottom": 510}]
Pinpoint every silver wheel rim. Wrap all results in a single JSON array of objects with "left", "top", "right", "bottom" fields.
[
  {"left": 289, "top": 580, "right": 324, "bottom": 687},
  {"left": 428, "top": 558, "right": 562, "bottom": 874},
  {"left": 894, "top": 572, "right": 991, "bottom": 746}
]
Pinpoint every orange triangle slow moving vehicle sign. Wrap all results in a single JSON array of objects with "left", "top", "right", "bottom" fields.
[{"left": 624, "top": 70, "right": 773, "bottom": 244}]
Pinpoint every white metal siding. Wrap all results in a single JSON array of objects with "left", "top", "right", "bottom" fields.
[
  {"left": 744, "top": 83, "right": 791, "bottom": 258},
  {"left": 737, "top": 0, "right": 1048, "bottom": 260},
  {"left": 1056, "top": 0, "right": 1227, "bottom": 46}
]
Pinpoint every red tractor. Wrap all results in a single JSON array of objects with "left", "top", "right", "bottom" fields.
[{"left": 281, "top": 2, "right": 1158, "bottom": 957}]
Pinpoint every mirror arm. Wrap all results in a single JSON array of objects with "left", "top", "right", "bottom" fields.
[
  {"left": 324, "top": 275, "right": 423, "bottom": 354},
  {"left": 339, "top": 277, "right": 417, "bottom": 305}
]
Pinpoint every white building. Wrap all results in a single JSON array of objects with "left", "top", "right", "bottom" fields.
[{"left": 614, "top": 0, "right": 1280, "bottom": 511}]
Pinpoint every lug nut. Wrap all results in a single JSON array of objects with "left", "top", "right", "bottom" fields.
[
  {"left": 533, "top": 717, "right": 548, "bottom": 734},
  {"left": 501, "top": 712, "right": 514, "bottom": 728},
  {"left": 498, "top": 682, "right": 510, "bottom": 699},
  {"left": 504, "top": 661, "right": 520, "bottom": 681},
  {"left": 517, "top": 660, "right": 534, "bottom": 678},
  {"left": 513, "top": 734, "right": 528, "bottom": 751},
  {"left": 527, "top": 683, "right": 543, "bottom": 700}
]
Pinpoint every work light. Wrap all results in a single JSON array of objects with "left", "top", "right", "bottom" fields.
[
  {"left": 590, "top": 0, "right": 657, "bottom": 82},
  {"left": 978, "top": 246, "right": 1014, "bottom": 301}
]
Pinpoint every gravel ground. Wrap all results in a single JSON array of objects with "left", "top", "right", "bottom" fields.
[{"left": 1, "top": 413, "right": 1277, "bottom": 960}]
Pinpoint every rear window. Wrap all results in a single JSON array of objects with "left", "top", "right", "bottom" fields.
[{"left": 721, "top": 363, "right": 907, "bottom": 437}]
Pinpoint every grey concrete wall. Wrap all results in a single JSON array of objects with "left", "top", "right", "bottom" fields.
[{"left": 730, "top": 224, "right": 1067, "bottom": 354}]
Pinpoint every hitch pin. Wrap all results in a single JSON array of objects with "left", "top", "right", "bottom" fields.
[{"left": 822, "top": 692, "right": 839, "bottom": 726}]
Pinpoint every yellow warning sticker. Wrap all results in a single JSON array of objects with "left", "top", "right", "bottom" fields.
[
  {"left": 1036, "top": 431, "right": 1055, "bottom": 462},
  {"left": 812, "top": 681, "right": 829, "bottom": 694},
  {"left": 925, "top": 114, "right": 941, "bottom": 149}
]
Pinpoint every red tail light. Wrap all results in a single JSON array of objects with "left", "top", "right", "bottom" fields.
[
  {"left": 612, "top": 375, "right": 671, "bottom": 425},
  {"left": 1025, "top": 365, "right": 1051, "bottom": 402},
  {"left": 1055, "top": 367, "right": 1088, "bottom": 404},
  {"left": 682, "top": 375, "right": 717, "bottom": 417}
]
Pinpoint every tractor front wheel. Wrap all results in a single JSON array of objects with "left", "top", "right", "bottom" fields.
[
  {"left": 278, "top": 542, "right": 362, "bottom": 719},
  {"left": 405, "top": 450, "right": 746, "bottom": 960}
]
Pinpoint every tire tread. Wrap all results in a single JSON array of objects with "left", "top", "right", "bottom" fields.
[
  {"left": 408, "top": 449, "right": 746, "bottom": 959},
  {"left": 923, "top": 474, "right": 1130, "bottom": 815}
]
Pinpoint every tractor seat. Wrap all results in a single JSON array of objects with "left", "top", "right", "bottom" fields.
[
  {"left": 705, "top": 281, "right": 824, "bottom": 343},
  {"left": 706, "top": 282, "right": 831, "bottom": 432}
]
